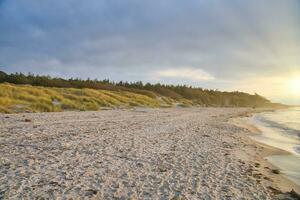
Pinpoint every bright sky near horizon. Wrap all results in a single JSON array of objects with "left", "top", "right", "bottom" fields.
[{"left": 0, "top": 0, "right": 299, "bottom": 104}]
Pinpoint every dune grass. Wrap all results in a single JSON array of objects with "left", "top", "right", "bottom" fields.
[
  {"left": 0, "top": 71, "right": 280, "bottom": 112},
  {"left": 0, "top": 83, "right": 179, "bottom": 113},
  {"left": 0, "top": 81, "right": 280, "bottom": 113}
]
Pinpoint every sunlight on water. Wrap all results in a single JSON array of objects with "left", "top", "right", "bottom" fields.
[
  {"left": 251, "top": 107, "right": 300, "bottom": 186},
  {"left": 267, "top": 155, "right": 300, "bottom": 186}
]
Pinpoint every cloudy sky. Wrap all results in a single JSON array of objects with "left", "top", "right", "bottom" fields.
[{"left": 0, "top": 0, "right": 300, "bottom": 104}]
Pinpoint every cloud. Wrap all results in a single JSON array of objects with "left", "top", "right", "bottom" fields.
[
  {"left": 156, "top": 68, "right": 214, "bottom": 81},
  {"left": 0, "top": 0, "right": 300, "bottom": 103}
]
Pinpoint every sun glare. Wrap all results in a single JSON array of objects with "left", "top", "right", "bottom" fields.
[{"left": 288, "top": 76, "right": 300, "bottom": 96}]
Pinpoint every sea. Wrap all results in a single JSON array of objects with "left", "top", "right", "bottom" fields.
[{"left": 250, "top": 107, "right": 300, "bottom": 186}]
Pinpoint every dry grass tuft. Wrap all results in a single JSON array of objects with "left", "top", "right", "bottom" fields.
[{"left": 0, "top": 83, "right": 179, "bottom": 113}]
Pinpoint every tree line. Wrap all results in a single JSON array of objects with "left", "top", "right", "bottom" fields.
[{"left": 0, "top": 71, "right": 279, "bottom": 107}]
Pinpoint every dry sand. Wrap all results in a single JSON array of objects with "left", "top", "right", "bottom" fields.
[{"left": 0, "top": 108, "right": 299, "bottom": 199}]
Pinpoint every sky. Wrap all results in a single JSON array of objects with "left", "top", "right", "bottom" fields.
[{"left": 0, "top": 0, "right": 300, "bottom": 104}]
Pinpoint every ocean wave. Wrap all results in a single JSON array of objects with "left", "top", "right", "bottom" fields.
[
  {"left": 254, "top": 115, "right": 300, "bottom": 139},
  {"left": 294, "top": 146, "right": 300, "bottom": 154}
]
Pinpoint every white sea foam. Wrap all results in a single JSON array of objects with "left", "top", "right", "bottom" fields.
[{"left": 251, "top": 107, "right": 300, "bottom": 186}]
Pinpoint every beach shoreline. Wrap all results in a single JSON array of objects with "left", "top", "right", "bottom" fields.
[
  {"left": 1, "top": 107, "right": 299, "bottom": 199},
  {"left": 230, "top": 108, "right": 300, "bottom": 195}
]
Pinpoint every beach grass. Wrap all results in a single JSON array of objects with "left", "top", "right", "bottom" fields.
[{"left": 0, "top": 83, "right": 179, "bottom": 113}]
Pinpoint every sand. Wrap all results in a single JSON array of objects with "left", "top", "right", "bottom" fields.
[
  {"left": 232, "top": 115, "right": 300, "bottom": 194},
  {"left": 0, "top": 107, "right": 299, "bottom": 199}
]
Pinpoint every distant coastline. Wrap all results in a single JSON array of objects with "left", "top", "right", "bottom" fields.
[{"left": 0, "top": 71, "right": 286, "bottom": 113}]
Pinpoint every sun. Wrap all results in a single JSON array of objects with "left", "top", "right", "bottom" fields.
[{"left": 288, "top": 76, "right": 300, "bottom": 96}]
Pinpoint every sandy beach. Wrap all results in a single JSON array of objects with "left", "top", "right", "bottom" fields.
[{"left": 0, "top": 108, "right": 299, "bottom": 199}]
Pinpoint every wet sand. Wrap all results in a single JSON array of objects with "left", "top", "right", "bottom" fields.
[
  {"left": 0, "top": 108, "right": 299, "bottom": 199},
  {"left": 248, "top": 115, "right": 300, "bottom": 187},
  {"left": 232, "top": 115, "right": 300, "bottom": 196}
]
